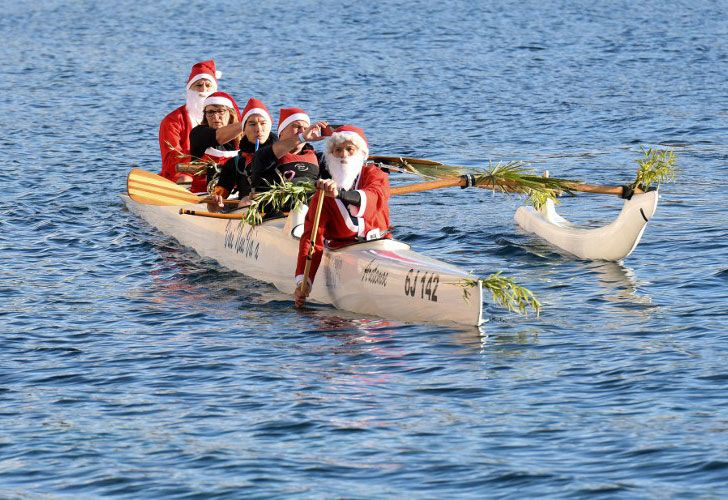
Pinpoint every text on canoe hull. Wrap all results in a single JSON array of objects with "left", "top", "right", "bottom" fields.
[{"left": 224, "top": 220, "right": 260, "bottom": 260}]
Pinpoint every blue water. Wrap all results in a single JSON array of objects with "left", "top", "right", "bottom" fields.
[{"left": 2, "top": 0, "right": 727, "bottom": 497}]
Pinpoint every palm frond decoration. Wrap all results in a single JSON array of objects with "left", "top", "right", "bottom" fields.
[
  {"left": 242, "top": 178, "right": 315, "bottom": 226},
  {"left": 457, "top": 273, "right": 541, "bottom": 316},
  {"left": 369, "top": 155, "right": 481, "bottom": 179},
  {"left": 526, "top": 190, "right": 558, "bottom": 210},
  {"left": 476, "top": 161, "right": 580, "bottom": 194},
  {"left": 470, "top": 161, "right": 581, "bottom": 209},
  {"left": 631, "top": 147, "right": 678, "bottom": 190}
]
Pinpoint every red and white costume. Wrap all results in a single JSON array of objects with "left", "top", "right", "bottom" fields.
[
  {"left": 158, "top": 59, "right": 221, "bottom": 184},
  {"left": 296, "top": 126, "right": 390, "bottom": 286}
]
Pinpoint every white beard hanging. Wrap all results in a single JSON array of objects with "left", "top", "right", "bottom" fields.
[
  {"left": 326, "top": 151, "right": 366, "bottom": 191},
  {"left": 185, "top": 89, "right": 213, "bottom": 126}
]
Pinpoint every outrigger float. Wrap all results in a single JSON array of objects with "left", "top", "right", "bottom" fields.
[
  {"left": 370, "top": 149, "right": 674, "bottom": 262},
  {"left": 122, "top": 171, "right": 484, "bottom": 326},
  {"left": 514, "top": 189, "right": 659, "bottom": 261}
]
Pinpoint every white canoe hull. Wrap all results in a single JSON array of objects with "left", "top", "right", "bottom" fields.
[
  {"left": 514, "top": 190, "right": 659, "bottom": 261},
  {"left": 122, "top": 195, "right": 482, "bottom": 326}
]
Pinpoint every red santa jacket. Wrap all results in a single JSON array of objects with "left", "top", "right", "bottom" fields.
[
  {"left": 296, "top": 165, "right": 390, "bottom": 285},
  {"left": 159, "top": 105, "right": 194, "bottom": 184}
]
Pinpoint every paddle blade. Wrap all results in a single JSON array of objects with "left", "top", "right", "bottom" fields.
[{"left": 127, "top": 168, "right": 205, "bottom": 206}]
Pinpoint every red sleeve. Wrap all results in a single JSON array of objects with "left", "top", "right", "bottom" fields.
[
  {"left": 159, "top": 109, "right": 187, "bottom": 183},
  {"left": 352, "top": 167, "right": 390, "bottom": 220},
  {"left": 295, "top": 192, "right": 328, "bottom": 285}
]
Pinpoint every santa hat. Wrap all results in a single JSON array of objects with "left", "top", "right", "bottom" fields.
[
  {"left": 327, "top": 125, "right": 369, "bottom": 157},
  {"left": 186, "top": 59, "right": 221, "bottom": 90},
  {"left": 241, "top": 98, "right": 272, "bottom": 127},
  {"left": 278, "top": 107, "right": 310, "bottom": 134},
  {"left": 204, "top": 91, "right": 241, "bottom": 121}
]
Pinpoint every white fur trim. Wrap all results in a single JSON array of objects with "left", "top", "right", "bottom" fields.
[
  {"left": 204, "top": 147, "right": 238, "bottom": 158},
  {"left": 242, "top": 108, "right": 271, "bottom": 126},
  {"left": 334, "top": 199, "right": 365, "bottom": 237},
  {"left": 295, "top": 274, "right": 312, "bottom": 287},
  {"left": 215, "top": 70, "right": 223, "bottom": 79},
  {"left": 326, "top": 131, "right": 368, "bottom": 156},
  {"left": 278, "top": 112, "right": 310, "bottom": 134},
  {"left": 186, "top": 73, "right": 217, "bottom": 89},
  {"left": 204, "top": 96, "right": 233, "bottom": 109},
  {"left": 349, "top": 190, "right": 367, "bottom": 217}
]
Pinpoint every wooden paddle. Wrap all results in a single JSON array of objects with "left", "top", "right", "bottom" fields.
[
  {"left": 298, "top": 188, "right": 326, "bottom": 299},
  {"left": 127, "top": 168, "right": 240, "bottom": 206},
  {"left": 178, "top": 209, "right": 244, "bottom": 219}
]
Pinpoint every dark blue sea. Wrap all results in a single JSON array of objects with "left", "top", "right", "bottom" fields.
[{"left": 2, "top": 0, "right": 727, "bottom": 497}]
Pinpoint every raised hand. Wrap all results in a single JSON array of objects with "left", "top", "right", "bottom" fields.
[{"left": 303, "top": 121, "right": 329, "bottom": 142}]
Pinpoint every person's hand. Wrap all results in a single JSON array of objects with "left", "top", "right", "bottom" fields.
[
  {"left": 303, "top": 121, "right": 329, "bottom": 142},
  {"left": 294, "top": 283, "right": 309, "bottom": 308},
  {"left": 206, "top": 193, "right": 225, "bottom": 212},
  {"left": 176, "top": 163, "right": 198, "bottom": 174},
  {"left": 176, "top": 174, "right": 194, "bottom": 185},
  {"left": 316, "top": 178, "right": 339, "bottom": 198}
]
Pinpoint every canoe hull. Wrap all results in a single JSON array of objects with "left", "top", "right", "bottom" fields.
[
  {"left": 514, "top": 190, "right": 659, "bottom": 261},
  {"left": 122, "top": 195, "right": 483, "bottom": 326}
]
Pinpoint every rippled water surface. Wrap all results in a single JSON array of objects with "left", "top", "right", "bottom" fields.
[{"left": 2, "top": 0, "right": 727, "bottom": 497}]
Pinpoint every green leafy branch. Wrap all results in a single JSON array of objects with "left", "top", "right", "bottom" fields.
[
  {"left": 242, "top": 178, "right": 316, "bottom": 226},
  {"left": 457, "top": 273, "right": 541, "bottom": 316},
  {"left": 631, "top": 147, "right": 678, "bottom": 191}
]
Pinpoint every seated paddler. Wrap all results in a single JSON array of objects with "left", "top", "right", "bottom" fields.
[
  {"left": 250, "top": 107, "right": 329, "bottom": 197},
  {"left": 293, "top": 125, "right": 391, "bottom": 308},
  {"left": 188, "top": 91, "right": 243, "bottom": 193},
  {"left": 208, "top": 98, "right": 277, "bottom": 210},
  {"left": 159, "top": 59, "right": 220, "bottom": 186}
]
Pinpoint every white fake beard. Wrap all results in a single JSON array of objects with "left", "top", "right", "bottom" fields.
[
  {"left": 185, "top": 89, "right": 213, "bottom": 125},
  {"left": 325, "top": 151, "right": 365, "bottom": 190}
]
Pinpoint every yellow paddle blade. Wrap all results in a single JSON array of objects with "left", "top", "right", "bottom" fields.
[{"left": 127, "top": 168, "right": 205, "bottom": 206}]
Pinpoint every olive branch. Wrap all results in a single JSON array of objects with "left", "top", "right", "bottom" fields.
[
  {"left": 242, "top": 178, "right": 316, "bottom": 226},
  {"left": 456, "top": 273, "right": 541, "bottom": 316},
  {"left": 165, "top": 140, "right": 220, "bottom": 177}
]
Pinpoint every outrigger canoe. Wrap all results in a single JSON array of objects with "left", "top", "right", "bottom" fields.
[
  {"left": 121, "top": 195, "right": 483, "bottom": 326},
  {"left": 514, "top": 189, "right": 659, "bottom": 261}
]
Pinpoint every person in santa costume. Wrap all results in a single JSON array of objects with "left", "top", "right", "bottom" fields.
[
  {"left": 158, "top": 59, "right": 221, "bottom": 186},
  {"left": 208, "top": 98, "right": 278, "bottom": 209},
  {"left": 293, "top": 125, "right": 391, "bottom": 308},
  {"left": 250, "top": 107, "right": 329, "bottom": 194},
  {"left": 188, "top": 91, "right": 243, "bottom": 193}
]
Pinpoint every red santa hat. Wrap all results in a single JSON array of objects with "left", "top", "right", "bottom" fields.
[
  {"left": 278, "top": 107, "right": 310, "bottom": 134},
  {"left": 203, "top": 91, "right": 241, "bottom": 121},
  {"left": 186, "top": 59, "right": 221, "bottom": 90},
  {"left": 241, "top": 98, "right": 272, "bottom": 127},
  {"left": 326, "top": 125, "right": 369, "bottom": 157}
]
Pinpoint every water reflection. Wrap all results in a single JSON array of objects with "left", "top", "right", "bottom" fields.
[{"left": 583, "top": 260, "right": 655, "bottom": 314}]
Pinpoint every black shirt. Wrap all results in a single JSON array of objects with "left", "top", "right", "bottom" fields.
[
  {"left": 251, "top": 143, "right": 329, "bottom": 192},
  {"left": 189, "top": 125, "right": 237, "bottom": 161},
  {"left": 216, "top": 134, "right": 278, "bottom": 199}
]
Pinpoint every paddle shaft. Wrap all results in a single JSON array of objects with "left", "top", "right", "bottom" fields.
[
  {"left": 179, "top": 209, "right": 244, "bottom": 219},
  {"left": 300, "top": 189, "right": 326, "bottom": 295}
]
